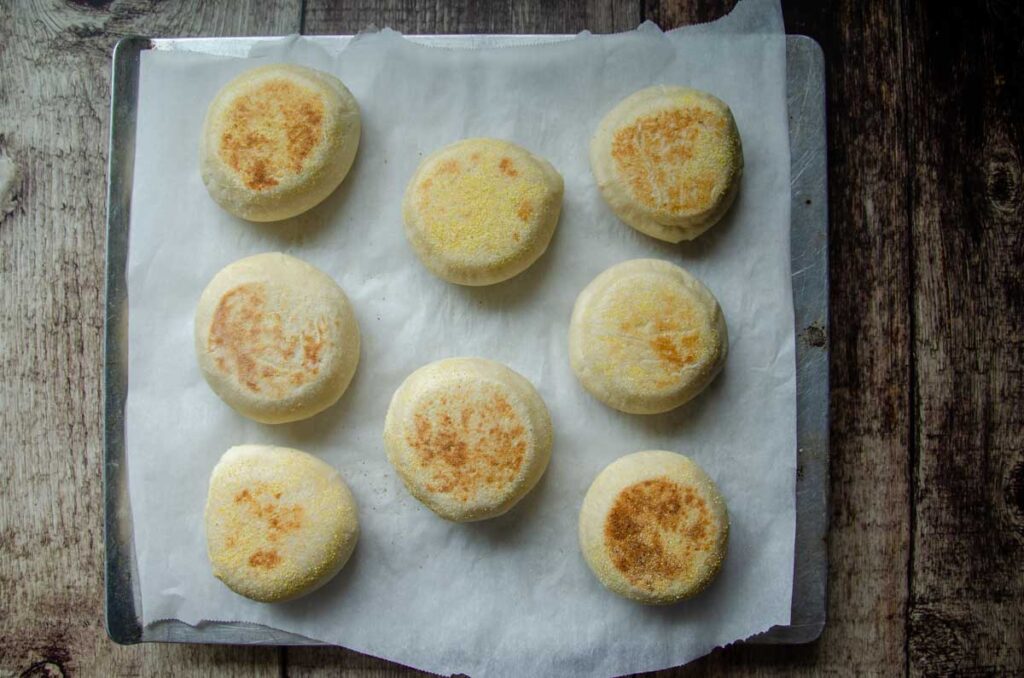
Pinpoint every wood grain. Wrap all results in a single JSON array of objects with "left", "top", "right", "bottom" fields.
[
  {"left": 0, "top": 1, "right": 298, "bottom": 676},
  {"left": 642, "top": 0, "right": 723, "bottom": 27},
  {"left": 303, "top": 0, "right": 642, "bottom": 34},
  {"left": 784, "top": 2, "right": 914, "bottom": 673},
  {"left": 905, "top": 1, "right": 1024, "bottom": 674}
]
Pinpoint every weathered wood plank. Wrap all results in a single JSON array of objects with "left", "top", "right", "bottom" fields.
[
  {"left": 642, "top": 0, "right": 723, "bottom": 27},
  {"left": 0, "top": 1, "right": 299, "bottom": 675},
  {"left": 905, "top": 1, "right": 1024, "bottom": 675},
  {"left": 303, "top": 0, "right": 642, "bottom": 34},
  {"left": 640, "top": 1, "right": 914, "bottom": 676}
]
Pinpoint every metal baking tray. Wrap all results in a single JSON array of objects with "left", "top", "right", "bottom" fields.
[{"left": 104, "top": 34, "right": 828, "bottom": 649}]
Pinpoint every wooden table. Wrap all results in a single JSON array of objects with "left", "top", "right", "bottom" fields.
[{"left": 2, "top": 1, "right": 1021, "bottom": 675}]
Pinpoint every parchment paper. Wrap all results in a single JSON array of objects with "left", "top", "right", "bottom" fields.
[{"left": 125, "top": 0, "right": 795, "bottom": 674}]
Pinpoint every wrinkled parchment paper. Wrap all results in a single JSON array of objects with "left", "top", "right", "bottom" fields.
[{"left": 125, "top": 0, "right": 794, "bottom": 674}]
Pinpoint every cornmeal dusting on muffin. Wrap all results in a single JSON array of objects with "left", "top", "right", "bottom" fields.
[
  {"left": 611, "top": 104, "right": 736, "bottom": 215},
  {"left": 413, "top": 146, "right": 552, "bottom": 262},
  {"left": 589, "top": 277, "right": 713, "bottom": 391},
  {"left": 207, "top": 283, "right": 330, "bottom": 397},
  {"left": 405, "top": 384, "right": 528, "bottom": 503},
  {"left": 603, "top": 478, "right": 713, "bottom": 592},
  {"left": 208, "top": 452, "right": 354, "bottom": 601},
  {"left": 233, "top": 485, "right": 304, "bottom": 544},
  {"left": 218, "top": 78, "right": 326, "bottom": 190}
]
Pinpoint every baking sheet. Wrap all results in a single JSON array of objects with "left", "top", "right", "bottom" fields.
[
  {"left": 107, "top": 38, "right": 828, "bottom": 653},
  {"left": 108, "top": 0, "right": 815, "bottom": 675},
  {"left": 107, "top": 37, "right": 829, "bottom": 652}
]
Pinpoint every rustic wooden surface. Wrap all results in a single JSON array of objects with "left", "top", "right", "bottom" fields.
[
  {"left": 904, "top": 3, "right": 1024, "bottom": 675},
  {"left": 0, "top": 0, "right": 1021, "bottom": 676}
]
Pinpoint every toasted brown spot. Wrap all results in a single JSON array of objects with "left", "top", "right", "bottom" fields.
[
  {"left": 649, "top": 324, "right": 700, "bottom": 370},
  {"left": 606, "top": 289, "right": 704, "bottom": 389},
  {"left": 611, "top": 106, "right": 730, "bottom": 213},
  {"left": 207, "top": 283, "right": 330, "bottom": 397},
  {"left": 248, "top": 549, "right": 282, "bottom": 569},
  {"left": 604, "top": 478, "right": 713, "bottom": 591},
  {"left": 234, "top": 483, "right": 304, "bottom": 543},
  {"left": 247, "top": 159, "right": 277, "bottom": 190},
  {"left": 406, "top": 388, "right": 527, "bottom": 502},
  {"left": 498, "top": 157, "right": 518, "bottom": 177},
  {"left": 650, "top": 335, "right": 682, "bottom": 367},
  {"left": 281, "top": 338, "right": 297, "bottom": 361},
  {"left": 516, "top": 200, "right": 534, "bottom": 222},
  {"left": 302, "top": 321, "right": 326, "bottom": 372},
  {"left": 439, "top": 159, "right": 460, "bottom": 175},
  {"left": 218, "top": 78, "right": 325, "bottom": 191}
]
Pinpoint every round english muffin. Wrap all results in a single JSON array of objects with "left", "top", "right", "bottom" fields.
[
  {"left": 402, "top": 138, "right": 563, "bottom": 286},
  {"left": 579, "top": 450, "right": 729, "bottom": 605},
  {"left": 200, "top": 64, "right": 361, "bottom": 222},
  {"left": 383, "top": 358, "right": 553, "bottom": 521},
  {"left": 194, "top": 253, "right": 360, "bottom": 424},
  {"left": 205, "top": 444, "right": 359, "bottom": 603},
  {"left": 590, "top": 85, "right": 742, "bottom": 242},
  {"left": 568, "top": 259, "right": 727, "bottom": 415}
]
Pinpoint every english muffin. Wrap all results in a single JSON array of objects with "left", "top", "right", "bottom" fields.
[
  {"left": 194, "top": 253, "right": 360, "bottom": 424},
  {"left": 383, "top": 358, "right": 553, "bottom": 521},
  {"left": 568, "top": 259, "right": 727, "bottom": 414},
  {"left": 591, "top": 86, "right": 742, "bottom": 242},
  {"left": 579, "top": 450, "right": 729, "bottom": 604},
  {"left": 200, "top": 64, "right": 361, "bottom": 222},
  {"left": 205, "top": 444, "right": 359, "bottom": 603},
  {"left": 402, "top": 138, "right": 563, "bottom": 286}
]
